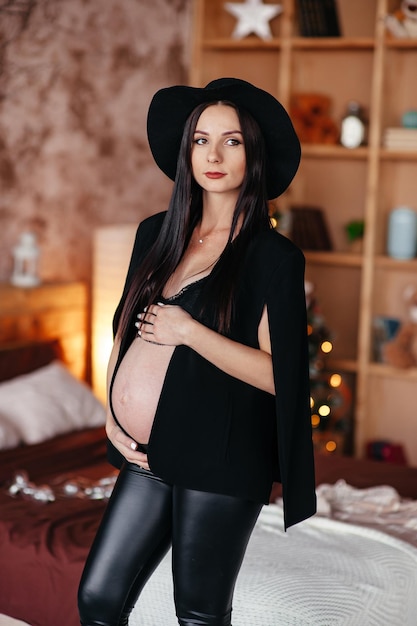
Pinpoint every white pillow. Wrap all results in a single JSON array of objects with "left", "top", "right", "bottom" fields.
[
  {"left": 0, "top": 361, "right": 105, "bottom": 445},
  {"left": 0, "top": 415, "right": 21, "bottom": 450}
]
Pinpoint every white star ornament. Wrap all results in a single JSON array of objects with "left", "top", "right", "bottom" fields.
[{"left": 224, "top": 0, "right": 282, "bottom": 41}]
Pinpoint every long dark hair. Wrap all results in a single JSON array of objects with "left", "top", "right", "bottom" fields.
[{"left": 118, "top": 100, "right": 271, "bottom": 337}]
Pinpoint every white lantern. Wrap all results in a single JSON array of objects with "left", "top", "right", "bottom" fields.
[{"left": 11, "top": 232, "right": 41, "bottom": 288}]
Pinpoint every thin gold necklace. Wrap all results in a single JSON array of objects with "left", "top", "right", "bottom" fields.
[{"left": 194, "top": 226, "right": 230, "bottom": 245}]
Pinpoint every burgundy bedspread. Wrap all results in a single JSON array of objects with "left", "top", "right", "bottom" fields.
[{"left": 0, "top": 427, "right": 111, "bottom": 626}]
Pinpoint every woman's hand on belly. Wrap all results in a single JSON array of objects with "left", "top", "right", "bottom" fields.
[
  {"left": 136, "top": 303, "right": 193, "bottom": 346},
  {"left": 106, "top": 412, "right": 149, "bottom": 470}
]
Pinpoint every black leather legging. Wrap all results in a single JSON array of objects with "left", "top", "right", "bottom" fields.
[{"left": 78, "top": 463, "right": 262, "bottom": 626}]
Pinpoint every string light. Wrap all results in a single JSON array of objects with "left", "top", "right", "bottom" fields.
[
  {"left": 325, "top": 440, "right": 337, "bottom": 453},
  {"left": 318, "top": 404, "right": 331, "bottom": 417},
  {"left": 311, "top": 414, "right": 320, "bottom": 428},
  {"left": 329, "top": 373, "right": 342, "bottom": 388},
  {"left": 321, "top": 340, "right": 333, "bottom": 353}
]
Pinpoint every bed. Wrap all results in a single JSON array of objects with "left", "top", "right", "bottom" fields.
[{"left": 1, "top": 310, "right": 417, "bottom": 626}]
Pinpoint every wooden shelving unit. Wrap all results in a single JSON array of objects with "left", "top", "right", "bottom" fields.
[{"left": 190, "top": 0, "right": 417, "bottom": 464}]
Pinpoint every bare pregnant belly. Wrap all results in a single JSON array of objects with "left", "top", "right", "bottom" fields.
[{"left": 111, "top": 337, "right": 175, "bottom": 444}]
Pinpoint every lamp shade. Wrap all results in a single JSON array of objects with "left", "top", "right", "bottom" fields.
[{"left": 92, "top": 224, "right": 137, "bottom": 403}]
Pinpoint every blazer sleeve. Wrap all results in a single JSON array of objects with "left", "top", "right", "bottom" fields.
[{"left": 266, "top": 246, "right": 317, "bottom": 529}]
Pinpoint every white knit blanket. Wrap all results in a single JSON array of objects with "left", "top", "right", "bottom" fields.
[{"left": 130, "top": 502, "right": 417, "bottom": 626}]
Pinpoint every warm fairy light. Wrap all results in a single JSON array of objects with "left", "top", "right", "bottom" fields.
[
  {"left": 321, "top": 340, "right": 333, "bottom": 353},
  {"left": 329, "top": 373, "right": 342, "bottom": 387},
  {"left": 310, "top": 396, "right": 315, "bottom": 408},
  {"left": 311, "top": 414, "right": 320, "bottom": 428},
  {"left": 318, "top": 404, "right": 330, "bottom": 417},
  {"left": 307, "top": 324, "right": 313, "bottom": 335},
  {"left": 325, "top": 440, "right": 337, "bottom": 453}
]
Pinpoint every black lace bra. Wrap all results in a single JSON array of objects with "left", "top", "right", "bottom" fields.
[{"left": 159, "top": 275, "right": 209, "bottom": 311}]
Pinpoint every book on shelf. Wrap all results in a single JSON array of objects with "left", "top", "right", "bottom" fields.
[
  {"left": 289, "top": 206, "right": 333, "bottom": 251},
  {"left": 383, "top": 127, "right": 417, "bottom": 150},
  {"left": 384, "top": 128, "right": 417, "bottom": 139},
  {"left": 296, "top": 0, "right": 341, "bottom": 37}
]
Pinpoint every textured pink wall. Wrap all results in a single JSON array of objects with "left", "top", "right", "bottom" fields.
[{"left": 0, "top": 0, "right": 191, "bottom": 284}]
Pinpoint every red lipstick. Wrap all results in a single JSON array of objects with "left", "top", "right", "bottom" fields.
[{"left": 205, "top": 172, "right": 226, "bottom": 179}]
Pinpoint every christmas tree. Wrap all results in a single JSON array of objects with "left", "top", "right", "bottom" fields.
[{"left": 306, "top": 281, "right": 352, "bottom": 455}]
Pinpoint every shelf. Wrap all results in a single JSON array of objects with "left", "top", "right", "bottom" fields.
[
  {"left": 305, "top": 251, "right": 363, "bottom": 267},
  {"left": 385, "top": 38, "right": 417, "bottom": 50},
  {"left": 368, "top": 362, "right": 417, "bottom": 381},
  {"left": 380, "top": 149, "right": 417, "bottom": 161},
  {"left": 202, "top": 38, "right": 282, "bottom": 50},
  {"left": 375, "top": 256, "right": 417, "bottom": 271},
  {"left": 202, "top": 37, "right": 377, "bottom": 51},
  {"left": 301, "top": 145, "right": 369, "bottom": 160},
  {"left": 291, "top": 37, "right": 375, "bottom": 50}
]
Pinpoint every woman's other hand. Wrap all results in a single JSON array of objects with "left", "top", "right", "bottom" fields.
[{"left": 105, "top": 414, "right": 150, "bottom": 470}]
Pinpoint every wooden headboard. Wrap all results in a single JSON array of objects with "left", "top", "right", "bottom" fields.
[{"left": 0, "top": 282, "right": 88, "bottom": 381}]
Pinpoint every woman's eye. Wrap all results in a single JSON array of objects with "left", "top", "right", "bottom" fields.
[
  {"left": 226, "top": 138, "right": 241, "bottom": 146},
  {"left": 194, "top": 137, "right": 207, "bottom": 145}
]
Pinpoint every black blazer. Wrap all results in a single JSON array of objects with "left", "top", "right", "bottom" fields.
[{"left": 109, "top": 212, "right": 316, "bottom": 529}]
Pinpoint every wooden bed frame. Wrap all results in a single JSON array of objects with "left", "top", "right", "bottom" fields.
[{"left": 0, "top": 282, "right": 88, "bottom": 381}]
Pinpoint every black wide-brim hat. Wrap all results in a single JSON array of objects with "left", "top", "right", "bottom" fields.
[{"left": 147, "top": 77, "right": 301, "bottom": 199}]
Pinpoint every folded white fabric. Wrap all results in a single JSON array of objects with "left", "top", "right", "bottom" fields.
[{"left": 316, "top": 479, "right": 417, "bottom": 529}]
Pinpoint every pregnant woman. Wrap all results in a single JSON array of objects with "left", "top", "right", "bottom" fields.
[{"left": 78, "top": 77, "right": 316, "bottom": 626}]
